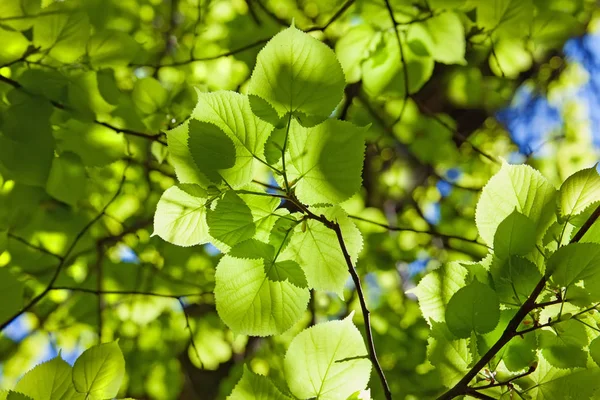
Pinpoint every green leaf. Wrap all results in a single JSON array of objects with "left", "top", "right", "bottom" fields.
[
  {"left": 547, "top": 243, "right": 600, "bottom": 298},
  {"left": 165, "top": 122, "right": 211, "bottom": 186},
  {"left": 153, "top": 184, "right": 211, "bottom": 247},
  {"left": 445, "top": 280, "right": 500, "bottom": 338},
  {"left": 72, "top": 342, "right": 125, "bottom": 400},
  {"left": 493, "top": 210, "right": 537, "bottom": 259},
  {"left": 0, "top": 268, "right": 24, "bottom": 326},
  {"left": 248, "top": 25, "right": 345, "bottom": 124},
  {"left": 266, "top": 260, "right": 307, "bottom": 288},
  {"left": 427, "top": 322, "right": 473, "bottom": 387},
  {"left": 475, "top": 162, "right": 557, "bottom": 245},
  {"left": 1, "top": 91, "right": 53, "bottom": 143},
  {"left": 558, "top": 166, "right": 600, "bottom": 220},
  {"left": 46, "top": 152, "right": 87, "bottom": 206},
  {"left": 477, "top": 0, "right": 533, "bottom": 38},
  {"left": 54, "top": 121, "right": 126, "bottom": 167},
  {"left": 420, "top": 12, "right": 466, "bottom": 65},
  {"left": 87, "top": 29, "right": 140, "bottom": 68},
  {"left": 503, "top": 330, "right": 537, "bottom": 371},
  {"left": 228, "top": 239, "right": 275, "bottom": 260},
  {"left": 283, "top": 206, "right": 362, "bottom": 296},
  {"left": 187, "top": 119, "right": 237, "bottom": 184},
  {"left": 287, "top": 119, "right": 366, "bottom": 205},
  {"left": 335, "top": 25, "right": 375, "bottom": 83},
  {"left": 214, "top": 255, "right": 309, "bottom": 336},
  {"left": 0, "top": 28, "right": 29, "bottom": 65},
  {"left": 206, "top": 191, "right": 255, "bottom": 246},
  {"left": 229, "top": 366, "right": 291, "bottom": 400},
  {"left": 33, "top": 5, "right": 90, "bottom": 63},
  {"left": 362, "top": 30, "right": 434, "bottom": 98},
  {"left": 132, "top": 77, "right": 167, "bottom": 114},
  {"left": 539, "top": 320, "right": 588, "bottom": 369},
  {"left": 590, "top": 336, "right": 600, "bottom": 367},
  {"left": 284, "top": 315, "right": 371, "bottom": 400},
  {"left": 14, "top": 356, "right": 77, "bottom": 400},
  {"left": 0, "top": 229, "right": 6, "bottom": 253},
  {"left": 410, "top": 261, "right": 468, "bottom": 326},
  {"left": 6, "top": 392, "right": 33, "bottom": 400},
  {"left": 490, "top": 256, "right": 541, "bottom": 306}
]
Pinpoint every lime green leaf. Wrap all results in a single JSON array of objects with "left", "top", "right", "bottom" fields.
[
  {"left": 214, "top": 255, "right": 309, "bottom": 336},
  {"left": 228, "top": 239, "right": 275, "bottom": 260},
  {"left": 266, "top": 260, "right": 307, "bottom": 288},
  {"left": 6, "top": 392, "right": 33, "bottom": 400},
  {"left": 287, "top": 119, "right": 366, "bottom": 205},
  {"left": 539, "top": 320, "right": 588, "bottom": 369},
  {"left": 477, "top": 0, "right": 533, "bottom": 37},
  {"left": 475, "top": 163, "right": 556, "bottom": 245},
  {"left": 0, "top": 265, "right": 24, "bottom": 326},
  {"left": 427, "top": 322, "right": 473, "bottom": 387},
  {"left": 362, "top": 30, "right": 434, "bottom": 98},
  {"left": 558, "top": 166, "right": 600, "bottom": 220},
  {"left": 153, "top": 184, "right": 211, "bottom": 247},
  {"left": 14, "top": 356, "right": 76, "bottom": 400},
  {"left": 490, "top": 256, "right": 541, "bottom": 306},
  {"left": 268, "top": 215, "right": 297, "bottom": 252},
  {"left": 187, "top": 120, "right": 237, "bottom": 184},
  {"left": 445, "top": 280, "right": 500, "bottom": 338},
  {"left": 46, "top": 152, "right": 87, "bottom": 206},
  {"left": 421, "top": 12, "right": 466, "bottom": 65},
  {"left": 335, "top": 25, "right": 375, "bottom": 83},
  {"left": 284, "top": 315, "right": 371, "bottom": 400},
  {"left": 72, "top": 342, "right": 125, "bottom": 400},
  {"left": 248, "top": 25, "right": 345, "bottom": 124},
  {"left": 590, "top": 336, "right": 600, "bottom": 367},
  {"left": 283, "top": 206, "right": 362, "bottom": 296},
  {"left": 165, "top": 122, "right": 211, "bottom": 186},
  {"left": 207, "top": 191, "right": 255, "bottom": 246},
  {"left": 33, "top": 6, "right": 89, "bottom": 63},
  {"left": 87, "top": 29, "right": 140, "bottom": 68},
  {"left": 493, "top": 210, "right": 537, "bottom": 259},
  {"left": 230, "top": 366, "right": 291, "bottom": 399},
  {"left": 410, "top": 261, "right": 468, "bottom": 326},
  {"left": 428, "top": 0, "right": 466, "bottom": 8},
  {"left": 0, "top": 28, "right": 29, "bottom": 65},
  {"left": 132, "top": 77, "right": 167, "bottom": 115},
  {"left": 264, "top": 127, "right": 285, "bottom": 165},
  {"left": 548, "top": 243, "right": 600, "bottom": 297}
]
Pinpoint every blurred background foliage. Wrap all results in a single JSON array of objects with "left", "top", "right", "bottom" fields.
[{"left": 0, "top": 0, "right": 599, "bottom": 398}]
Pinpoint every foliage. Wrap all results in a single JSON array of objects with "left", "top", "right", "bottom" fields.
[{"left": 1, "top": 0, "right": 600, "bottom": 399}]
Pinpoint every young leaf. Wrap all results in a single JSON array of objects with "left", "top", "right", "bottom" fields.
[
  {"left": 475, "top": 162, "right": 556, "bottom": 245},
  {"left": 490, "top": 256, "right": 541, "bottom": 306},
  {"left": 410, "top": 261, "right": 468, "bottom": 327},
  {"left": 282, "top": 206, "right": 362, "bottom": 296},
  {"left": 14, "top": 356, "right": 76, "bottom": 400},
  {"left": 284, "top": 315, "right": 371, "bottom": 400},
  {"left": 206, "top": 191, "right": 256, "bottom": 247},
  {"left": 547, "top": 243, "right": 600, "bottom": 298},
  {"left": 214, "top": 255, "right": 309, "bottom": 336},
  {"left": 132, "top": 77, "right": 167, "bottom": 114},
  {"left": 427, "top": 322, "right": 473, "bottom": 387},
  {"left": 539, "top": 320, "right": 588, "bottom": 369},
  {"left": 266, "top": 260, "right": 308, "bottom": 288},
  {"left": 153, "top": 185, "right": 211, "bottom": 247},
  {"left": 445, "top": 280, "right": 500, "bottom": 338},
  {"left": 187, "top": 120, "right": 237, "bottom": 184},
  {"left": 166, "top": 122, "right": 212, "bottom": 186},
  {"left": 248, "top": 25, "right": 345, "bottom": 124},
  {"left": 287, "top": 119, "right": 366, "bottom": 205},
  {"left": 493, "top": 210, "right": 537, "bottom": 259},
  {"left": 418, "top": 12, "right": 466, "bottom": 65},
  {"left": 229, "top": 366, "right": 291, "bottom": 400},
  {"left": 72, "top": 342, "right": 125, "bottom": 400},
  {"left": 558, "top": 165, "right": 600, "bottom": 220}
]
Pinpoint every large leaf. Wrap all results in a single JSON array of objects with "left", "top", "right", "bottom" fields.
[
  {"left": 72, "top": 342, "right": 125, "bottom": 400},
  {"left": 229, "top": 366, "right": 291, "bottom": 400},
  {"left": 445, "top": 280, "right": 500, "bottom": 338},
  {"left": 539, "top": 320, "right": 588, "bottom": 369},
  {"left": 284, "top": 315, "right": 371, "bottom": 400},
  {"left": 287, "top": 119, "right": 366, "bottom": 205},
  {"left": 14, "top": 356, "right": 77, "bottom": 400},
  {"left": 248, "top": 25, "right": 345, "bottom": 124},
  {"left": 153, "top": 185, "right": 211, "bottom": 247},
  {"left": 214, "top": 255, "right": 309, "bottom": 336},
  {"left": 490, "top": 256, "right": 541, "bottom": 306},
  {"left": 475, "top": 163, "right": 556, "bottom": 245},
  {"left": 558, "top": 166, "right": 600, "bottom": 220}
]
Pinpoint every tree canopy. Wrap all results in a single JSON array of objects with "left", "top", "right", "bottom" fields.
[{"left": 1, "top": 0, "right": 600, "bottom": 399}]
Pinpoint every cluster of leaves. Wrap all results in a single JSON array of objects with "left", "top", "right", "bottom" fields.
[
  {"left": 413, "top": 163, "right": 600, "bottom": 399},
  {"left": 1, "top": 342, "right": 125, "bottom": 400},
  {"left": 0, "top": 0, "right": 599, "bottom": 399}
]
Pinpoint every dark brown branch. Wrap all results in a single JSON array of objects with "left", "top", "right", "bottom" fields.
[{"left": 437, "top": 203, "right": 600, "bottom": 399}]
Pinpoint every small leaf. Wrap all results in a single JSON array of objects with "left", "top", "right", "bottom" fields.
[
  {"left": 265, "top": 260, "right": 307, "bottom": 288},
  {"left": 445, "top": 280, "right": 500, "bottom": 338},
  {"left": 558, "top": 165, "right": 600, "bottom": 220},
  {"left": 187, "top": 119, "right": 237, "bottom": 184},
  {"left": 228, "top": 239, "right": 275, "bottom": 260},
  {"left": 229, "top": 366, "right": 291, "bottom": 399},
  {"left": 547, "top": 243, "right": 600, "bottom": 299},
  {"left": 493, "top": 210, "right": 537, "bottom": 259},
  {"left": 132, "top": 77, "right": 167, "bottom": 114},
  {"left": 284, "top": 315, "right": 371, "bottom": 400},
  {"left": 72, "top": 342, "right": 125, "bottom": 400},
  {"left": 206, "top": 191, "right": 255, "bottom": 246}
]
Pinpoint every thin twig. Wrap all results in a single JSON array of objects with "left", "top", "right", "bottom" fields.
[
  {"left": 6, "top": 233, "right": 64, "bottom": 261},
  {"left": 51, "top": 287, "right": 203, "bottom": 298},
  {"left": 178, "top": 298, "right": 203, "bottom": 367}
]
